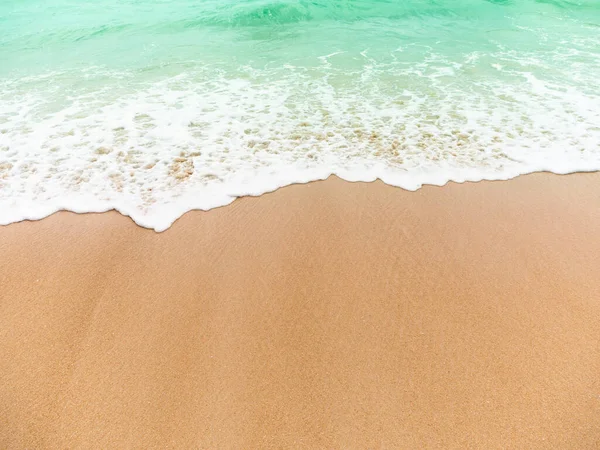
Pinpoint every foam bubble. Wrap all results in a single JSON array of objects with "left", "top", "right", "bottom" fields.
[{"left": 1, "top": 44, "right": 599, "bottom": 231}]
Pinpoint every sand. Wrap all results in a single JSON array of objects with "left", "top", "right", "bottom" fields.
[{"left": 1, "top": 172, "right": 599, "bottom": 448}]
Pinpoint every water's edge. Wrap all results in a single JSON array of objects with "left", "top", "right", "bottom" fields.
[
  {"left": 2, "top": 0, "right": 599, "bottom": 231},
  {"left": 3, "top": 167, "right": 598, "bottom": 233}
]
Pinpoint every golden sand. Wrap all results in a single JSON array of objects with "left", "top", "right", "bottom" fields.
[{"left": 1, "top": 173, "right": 599, "bottom": 448}]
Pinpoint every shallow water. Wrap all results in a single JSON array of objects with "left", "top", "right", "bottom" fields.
[{"left": 1, "top": 0, "right": 599, "bottom": 230}]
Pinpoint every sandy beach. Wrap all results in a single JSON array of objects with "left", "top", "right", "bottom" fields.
[{"left": 1, "top": 172, "right": 599, "bottom": 448}]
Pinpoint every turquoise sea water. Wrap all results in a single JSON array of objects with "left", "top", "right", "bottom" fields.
[{"left": 1, "top": 0, "right": 599, "bottom": 230}]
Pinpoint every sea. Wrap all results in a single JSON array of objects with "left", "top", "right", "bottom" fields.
[{"left": 1, "top": 0, "right": 599, "bottom": 231}]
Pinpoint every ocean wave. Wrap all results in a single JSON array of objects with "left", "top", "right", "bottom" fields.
[
  {"left": 1, "top": 61, "right": 599, "bottom": 231},
  {"left": 0, "top": 0, "right": 599, "bottom": 230}
]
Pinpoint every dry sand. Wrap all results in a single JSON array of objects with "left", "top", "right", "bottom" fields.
[{"left": 1, "top": 172, "right": 599, "bottom": 449}]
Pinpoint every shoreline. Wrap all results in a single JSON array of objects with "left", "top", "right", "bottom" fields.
[
  {"left": 2, "top": 168, "right": 599, "bottom": 232},
  {"left": 1, "top": 172, "right": 599, "bottom": 448}
]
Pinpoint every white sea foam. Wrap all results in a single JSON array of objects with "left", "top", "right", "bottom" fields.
[{"left": 1, "top": 57, "right": 599, "bottom": 231}]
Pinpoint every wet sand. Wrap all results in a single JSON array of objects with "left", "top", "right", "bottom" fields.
[{"left": 1, "top": 173, "right": 599, "bottom": 448}]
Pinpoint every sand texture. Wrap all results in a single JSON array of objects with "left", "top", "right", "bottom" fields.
[{"left": 1, "top": 173, "right": 600, "bottom": 448}]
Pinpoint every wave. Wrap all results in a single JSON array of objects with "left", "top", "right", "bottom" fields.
[
  {"left": 1, "top": 0, "right": 599, "bottom": 231},
  {"left": 1, "top": 62, "right": 599, "bottom": 231}
]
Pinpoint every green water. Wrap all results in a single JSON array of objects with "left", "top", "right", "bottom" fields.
[
  {"left": 1, "top": 0, "right": 599, "bottom": 230},
  {"left": 3, "top": 1, "right": 599, "bottom": 80}
]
